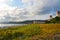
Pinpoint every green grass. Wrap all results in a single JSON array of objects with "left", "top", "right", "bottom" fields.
[
  {"left": 0, "top": 24, "right": 60, "bottom": 40},
  {"left": 0, "top": 24, "right": 41, "bottom": 40}
]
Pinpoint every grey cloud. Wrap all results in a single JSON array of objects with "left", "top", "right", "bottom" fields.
[{"left": 0, "top": 0, "right": 60, "bottom": 22}]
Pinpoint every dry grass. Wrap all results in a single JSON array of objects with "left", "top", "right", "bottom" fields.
[{"left": 30, "top": 24, "right": 60, "bottom": 40}]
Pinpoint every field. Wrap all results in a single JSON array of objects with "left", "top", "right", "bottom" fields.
[{"left": 0, "top": 24, "right": 60, "bottom": 40}]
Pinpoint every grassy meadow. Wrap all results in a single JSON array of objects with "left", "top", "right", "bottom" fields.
[{"left": 0, "top": 24, "right": 60, "bottom": 40}]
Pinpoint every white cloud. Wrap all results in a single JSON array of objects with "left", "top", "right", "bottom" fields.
[
  {"left": 0, "top": 0, "right": 60, "bottom": 22},
  {"left": 0, "top": 0, "right": 13, "bottom": 3},
  {"left": 0, "top": 0, "right": 14, "bottom": 10}
]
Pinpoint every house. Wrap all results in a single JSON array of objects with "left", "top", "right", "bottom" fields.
[
  {"left": 56, "top": 11, "right": 60, "bottom": 17},
  {"left": 50, "top": 15, "right": 53, "bottom": 19},
  {"left": 33, "top": 20, "right": 47, "bottom": 24}
]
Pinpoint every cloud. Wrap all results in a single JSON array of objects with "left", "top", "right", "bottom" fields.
[
  {"left": 24, "top": 0, "right": 60, "bottom": 14},
  {"left": 0, "top": 0, "right": 60, "bottom": 22},
  {"left": 20, "top": 0, "right": 60, "bottom": 20}
]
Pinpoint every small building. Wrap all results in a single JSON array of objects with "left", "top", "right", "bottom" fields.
[
  {"left": 48, "top": 15, "right": 53, "bottom": 21},
  {"left": 33, "top": 20, "right": 47, "bottom": 24},
  {"left": 33, "top": 20, "right": 38, "bottom": 24},
  {"left": 56, "top": 11, "right": 60, "bottom": 17},
  {"left": 50, "top": 15, "right": 53, "bottom": 19}
]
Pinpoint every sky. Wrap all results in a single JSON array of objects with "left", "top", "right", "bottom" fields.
[{"left": 0, "top": 0, "right": 60, "bottom": 22}]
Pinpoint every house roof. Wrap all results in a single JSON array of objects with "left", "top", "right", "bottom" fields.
[{"left": 57, "top": 11, "right": 60, "bottom": 14}]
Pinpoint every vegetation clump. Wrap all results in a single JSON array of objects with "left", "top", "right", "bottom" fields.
[{"left": 46, "top": 16, "right": 60, "bottom": 23}]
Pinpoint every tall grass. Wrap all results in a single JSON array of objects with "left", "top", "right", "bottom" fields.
[
  {"left": 0, "top": 24, "right": 42, "bottom": 40},
  {"left": 0, "top": 24, "right": 60, "bottom": 40}
]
